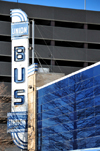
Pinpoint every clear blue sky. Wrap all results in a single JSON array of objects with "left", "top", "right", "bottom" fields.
[{"left": 2, "top": 0, "right": 100, "bottom": 11}]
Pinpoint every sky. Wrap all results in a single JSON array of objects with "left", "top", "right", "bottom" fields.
[{"left": 2, "top": 0, "right": 100, "bottom": 11}]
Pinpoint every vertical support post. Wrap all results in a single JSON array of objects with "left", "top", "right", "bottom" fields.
[
  {"left": 32, "top": 20, "right": 34, "bottom": 64},
  {"left": 50, "top": 40, "right": 55, "bottom": 72},
  {"left": 33, "top": 72, "right": 37, "bottom": 151},
  {"left": 84, "top": 0, "right": 86, "bottom": 10},
  {"left": 28, "top": 72, "right": 37, "bottom": 151}
]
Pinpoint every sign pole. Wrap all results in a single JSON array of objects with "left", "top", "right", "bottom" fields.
[
  {"left": 33, "top": 72, "right": 37, "bottom": 151},
  {"left": 32, "top": 20, "right": 34, "bottom": 64}
]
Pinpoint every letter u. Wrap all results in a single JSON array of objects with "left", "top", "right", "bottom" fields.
[{"left": 14, "top": 68, "right": 25, "bottom": 83}]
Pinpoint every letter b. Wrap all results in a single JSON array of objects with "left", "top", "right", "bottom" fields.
[{"left": 14, "top": 46, "right": 25, "bottom": 62}]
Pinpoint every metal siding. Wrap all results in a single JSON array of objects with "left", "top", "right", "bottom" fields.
[
  {"left": 34, "top": 25, "right": 86, "bottom": 42},
  {"left": 1, "top": 22, "right": 100, "bottom": 44},
  {"left": 34, "top": 45, "right": 86, "bottom": 61},
  {"left": 34, "top": 45, "right": 53, "bottom": 59},
  {"left": 53, "top": 46, "right": 87, "bottom": 61},
  {"left": 0, "top": 1, "right": 54, "bottom": 20},
  {"left": 53, "top": 27, "right": 86, "bottom": 41},
  {"left": 87, "top": 30, "right": 100, "bottom": 43},
  {"left": 35, "top": 26, "right": 100, "bottom": 43},
  {"left": 0, "top": 21, "right": 10, "bottom": 35},
  {"left": 34, "top": 45, "right": 100, "bottom": 63},
  {"left": 0, "top": 1, "right": 100, "bottom": 25},
  {"left": 54, "top": 8, "right": 86, "bottom": 22},
  {"left": 0, "top": 42, "right": 11, "bottom": 56},
  {"left": 87, "top": 49, "right": 100, "bottom": 62},
  {"left": 86, "top": 11, "right": 100, "bottom": 24},
  {"left": 0, "top": 62, "right": 11, "bottom": 76},
  {"left": 0, "top": 1, "right": 18, "bottom": 15},
  {"left": 41, "top": 65, "right": 81, "bottom": 75},
  {"left": 0, "top": 43, "right": 99, "bottom": 63},
  {"left": 21, "top": 4, "right": 54, "bottom": 20},
  {"left": 52, "top": 66, "right": 82, "bottom": 75},
  {"left": 35, "top": 25, "right": 53, "bottom": 39}
]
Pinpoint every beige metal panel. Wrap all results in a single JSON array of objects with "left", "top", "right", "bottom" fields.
[
  {"left": 28, "top": 72, "right": 64, "bottom": 150},
  {"left": 37, "top": 73, "right": 65, "bottom": 87},
  {"left": 28, "top": 73, "right": 37, "bottom": 151}
]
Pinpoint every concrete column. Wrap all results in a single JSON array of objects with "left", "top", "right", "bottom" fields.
[
  {"left": 83, "top": 62, "right": 88, "bottom": 67},
  {"left": 50, "top": 40, "right": 55, "bottom": 72},
  {"left": 51, "top": 21, "right": 55, "bottom": 26},
  {"left": 84, "top": 24, "right": 88, "bottom": 29},
  {"left": 84, "top": 43, "right": 88, "bottom": 49}
]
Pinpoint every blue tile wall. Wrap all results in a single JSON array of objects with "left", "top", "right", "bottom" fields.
[{"left": 37, "top": 64, "right": 100, "bottom": 150}]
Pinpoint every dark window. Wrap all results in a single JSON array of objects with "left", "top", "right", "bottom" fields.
[
  {"left": 0, "top": 15, "right": 11, "bottom": 22},
  {"left": 0, "top": 35, "right": 11, "bottom": 42},
  {"left": 88, "top": 43, "right": 100, "bottom": 50},
  {"left": 34, "top": 19, "right": 51, "bottom": 26},
  {"left": 0, "top": 76, "right": 11, "bottom": 82},
  {"left": 55, "top": 21, "right": 84, "bottom": 29},
  {"left": 55, "top": 40, "right": 84, "bottom": 48},
  {"left": 0, "top": 56, "right": 11, "bottom": 62},
  {"left": 88, "top": 24, "right": 100, "bottom": 31}
]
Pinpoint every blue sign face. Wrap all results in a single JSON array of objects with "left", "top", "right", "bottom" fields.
[
  {"left": 7, "top": 112, "right": 28, "bottom": 133},
  {"left": 11, "top": 22, "right": 29, "bottom": 40}
]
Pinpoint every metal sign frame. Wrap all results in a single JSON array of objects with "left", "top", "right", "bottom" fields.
[{"left": 7, "top": 9, "right": 29, "bottom": 150}]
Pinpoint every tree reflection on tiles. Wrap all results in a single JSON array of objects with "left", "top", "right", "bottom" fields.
[{"left": 37, "top": 66, "right": 100, "bottom": 150}]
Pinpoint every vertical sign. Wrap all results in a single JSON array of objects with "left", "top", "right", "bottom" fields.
[{"left": 7, "top": 9, "right": 29, "bottom": 150}]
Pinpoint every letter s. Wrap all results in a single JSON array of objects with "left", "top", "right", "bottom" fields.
[{"left": 14, "top": 90, "right": 25, "bottom": 105}]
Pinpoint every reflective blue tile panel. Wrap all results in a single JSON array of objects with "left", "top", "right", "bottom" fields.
[{"left": 37, "top": 62, "right": 100, "bottom": 151}]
